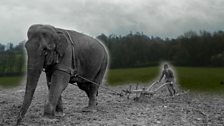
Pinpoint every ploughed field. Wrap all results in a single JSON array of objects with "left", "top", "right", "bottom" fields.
[{"left": 0, "top": 73, "right": 224, "bottom": 125}]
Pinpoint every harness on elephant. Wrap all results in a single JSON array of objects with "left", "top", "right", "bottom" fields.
[
  {"left": 53, "top": 31, "right": 79, "bottom": 78},
  {"left": 44, "top": 31, "right": 123, "bottom": 97},
  {"left": 43, "top": 31, "right": 78, "bottom": 79},
  {"left": 52, "top": 31, "right": 77, "bottom": 74}
]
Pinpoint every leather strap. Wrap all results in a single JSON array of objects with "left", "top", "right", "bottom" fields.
[
  {"left": 65, "top": 31, "right": 78, "bottom": 74},
  {"left": 54, "top": 64, "right": 76, "bottom": 75}
]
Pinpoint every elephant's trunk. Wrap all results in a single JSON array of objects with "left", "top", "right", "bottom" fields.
[{"left": 17, "top": 64, "right": 42, "bottom": 125}]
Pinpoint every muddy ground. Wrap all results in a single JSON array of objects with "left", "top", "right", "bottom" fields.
[{"left": 0, "top": 73, "right": 224, "bottom": 126}]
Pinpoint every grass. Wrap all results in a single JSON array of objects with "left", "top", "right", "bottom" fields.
[
  {"left": 107, "top": 67, "right": 224, "bottom": 93},
  {"left": 0, "top": 76, "right": 24, "bottom": 87},
  {"left": 176, "top": 67, "right": 224, "bottom": 93},
  {"left": 107, "top": 67, "right": 159, "bottom": 84}
]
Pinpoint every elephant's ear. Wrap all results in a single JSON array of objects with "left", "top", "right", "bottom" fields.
[{"left": 55, "top": 32, "right": 68, "bottom": 57}]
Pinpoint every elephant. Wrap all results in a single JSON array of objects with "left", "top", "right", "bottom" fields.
[{"left": 17, "top": 24, "right": 109, "bottom": 125}]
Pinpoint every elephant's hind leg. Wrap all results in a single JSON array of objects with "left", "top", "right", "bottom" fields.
[
  {"left": 56, "top": 96, "right": 63, "bottom": 113},
  {"left": 82, "top": 82, "right": 98, "bottom": 112},
  {"left": 82, "top": 65, "right": 107, "bottom": 112}
]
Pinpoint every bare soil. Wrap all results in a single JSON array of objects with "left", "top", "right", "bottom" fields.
[{"left": 0, "top": 73, "right": 224, "bottom": 126}]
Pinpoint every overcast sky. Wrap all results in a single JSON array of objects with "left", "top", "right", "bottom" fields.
[{"left": 0, "top": 0, "right": 224, "bottom": 44}]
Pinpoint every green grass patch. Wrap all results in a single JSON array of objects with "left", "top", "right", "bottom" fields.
[
  {"left": 176, "top": 67, "right": 224, "bottom": 93},
  {"left": 0, "top": 76, "right": 24, "bottom": 87},
  {"left": 108, "top": 67, "right": 159, "bottom": 85},
  {"left": 108, "top": 67, "right": 224, "bottom": 93}
]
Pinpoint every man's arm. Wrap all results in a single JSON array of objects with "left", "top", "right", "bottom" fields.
[
  {"left": 170, "top": 69, "right": 175, "bottom": 81},
  {"left": 159, "top": 70, "right": 165, "bottom": 82}
]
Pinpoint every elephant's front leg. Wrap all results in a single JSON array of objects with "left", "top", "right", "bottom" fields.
[
  {"left": 46, "top": 73, "right": 64, "bottom": 114},
  {"left": 44, "top": 71, "right": 69, "bottom": 118}
]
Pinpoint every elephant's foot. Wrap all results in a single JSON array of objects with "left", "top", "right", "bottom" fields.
[
  {"left": 43, "top": 112, "right": 55, "bottom": 119},
  {"left": 82, "top": 106, "right": 97, "bottom": 112},
  {"left": 55, "top": 112, "right": 65, "bottom": 117},
  {"left": 55, "top": 107, "right": 64, "bottom": 117},
  {"left": 42, "top": 115, "right": 58, "bottom": 123},
  {"left": 44, "top": 104, "right": 55, "bottom": 118}
]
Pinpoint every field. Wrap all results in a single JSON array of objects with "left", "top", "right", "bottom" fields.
[
  {"left": 0, "top": 73, "right": 224, "bottom": 125},
  {"left": 108, "top": 67, "right": 224, "bottom": 93}
]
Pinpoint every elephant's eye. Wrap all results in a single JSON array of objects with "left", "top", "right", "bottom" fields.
[{"left": 42, "top": 32, "right": 47, "bottom": 37}]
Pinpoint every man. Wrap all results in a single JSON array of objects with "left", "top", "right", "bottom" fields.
[{"left": 158, "top": 64, "right": 176, "bottom": 96}]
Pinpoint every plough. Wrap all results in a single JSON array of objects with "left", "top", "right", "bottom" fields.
[
  {"left": 70, "top": 75, "right": 188, "bottom": 99},
  {"left": 122, "top": 81, "right": 173, "bottom": 99}
]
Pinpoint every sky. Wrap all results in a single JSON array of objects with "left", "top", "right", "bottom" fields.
[{"left": 0, "top": 0, "right": 224, "bottom": 44}]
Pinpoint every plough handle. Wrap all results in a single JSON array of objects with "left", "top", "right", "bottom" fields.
[
  {"left": 152, "top": 82, "right": 170, "bottom": 92},
  {"left": 146, "top": 81, "right": 159, "bottom": 91}
]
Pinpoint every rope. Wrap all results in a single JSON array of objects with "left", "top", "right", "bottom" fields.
[
  {"left": 65, "top": 31, "right": 75, "bottom": 46},
  {"left": 70, "top": 74, "right": 124, "bottom": 97}
]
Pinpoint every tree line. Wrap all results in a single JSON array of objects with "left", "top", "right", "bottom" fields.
[
  {"left": 0, "top": 30, "right": 223, "bottom": 74},
  {"left": 97, "top": 30, "right": 224, "bottom": 68},
  {"left": 0, "top": 42, "right": 25, "bottom": 76}
]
